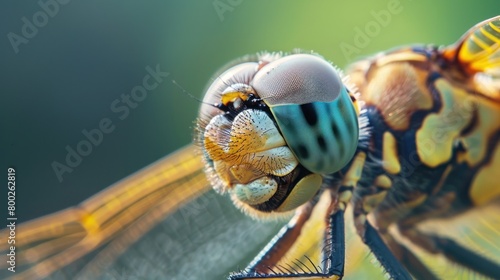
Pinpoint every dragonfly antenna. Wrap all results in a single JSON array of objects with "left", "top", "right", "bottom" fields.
[
  {"left": 213, "top": 75, "right": 247, "bottom": 93},
  {"left": 172, "top": 80, "right": 215, "bottom": 108},
  {"left": 214, "top": 75, "right": 231, "bottom": 87}
]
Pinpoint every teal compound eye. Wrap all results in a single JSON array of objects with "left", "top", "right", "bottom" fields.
[{"left": 252, "top": 54, "right": 359, "bottom": 175}]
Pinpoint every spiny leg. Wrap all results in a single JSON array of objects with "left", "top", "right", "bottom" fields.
[
  {"left": 229, "top": 189, "right": 345, "bottom": 279},
  {"left": 237, "top": 201, "right": 315, "bottom": 278},
  {"left": 352, "top": 194, "right": 411, "bottom": 279},
  {"left": 351, "top": 187, "right": 412, "bottom": 279},
  {"left": 402, "top": 228, "right": 500, "bottom": 279},
  {"left": 352, "top": 204, "right": 438, "bottom": 279},
  {"left": 381, "top": 230, "right": 439, "bottom": 280},
  {"left": 323, "top": 209, "right": 345, "bottom": 277},
  {"left": 361, "top": 221, "right": 412, "bottom": 280}
]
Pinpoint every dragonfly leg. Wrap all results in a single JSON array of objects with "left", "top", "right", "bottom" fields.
[
  {"left": 352, "top": 196, "right": 412, "bottom": 280},
  {"left": 360, "top": 220, "right": 412, "bottom": 280},
  {"left": 229, "top": 189, "right": 345, "bottom": 279},
  {"left": 244, "top": 200, "right": 316, "bottom": 275},
  {"left": 322, "top": 208, "right": 345, "bottom": 277},
  {"left": 401, "top": 228, "right": 500, "bottom": 279},
  {"left": 381, "top": 230, "right": 439, "bottom": 280},
  {"left": 315, "top": 188, "right": 345, "bottom": 278}
]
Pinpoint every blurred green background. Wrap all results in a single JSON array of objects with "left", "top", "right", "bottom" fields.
[{"left": 1, "top": 1, "right": 498, "bottom": 279}]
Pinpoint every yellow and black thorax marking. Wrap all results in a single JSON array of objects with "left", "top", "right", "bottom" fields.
[{"left": 342, "top": 42, "right": 500, "bottom": 230}]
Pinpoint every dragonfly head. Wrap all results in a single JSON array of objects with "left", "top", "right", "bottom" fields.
[{"left": 197, "top": 52, "right": 359, "bottom": 218}]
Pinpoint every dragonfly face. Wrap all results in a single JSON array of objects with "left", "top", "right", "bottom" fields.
[{"left": 198, "top": 53, "right": 359, "bottom": 217}]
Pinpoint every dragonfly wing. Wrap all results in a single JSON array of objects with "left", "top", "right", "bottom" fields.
[
  {"left": 0, "top": 145, "right": 210, "bottom": 279},
  {"left": 94, "top": 189, "right": 285, "bottom": 279},
  {"left": 392, "top": 202, "right": 500, "bottom": 280},
  {"left": 442, "top": 16, "right": 500, "bottom": 101}
]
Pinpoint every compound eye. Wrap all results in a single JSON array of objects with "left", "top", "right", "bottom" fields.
[
  {"left": 252, "top": 54, "right": 359, "bottom": 175},
  {"left": 251, "top": 54, "right": 343, "bottom": 107}
]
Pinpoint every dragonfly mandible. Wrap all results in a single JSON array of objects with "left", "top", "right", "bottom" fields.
[{"left": 1, "top": 16, "right": 500, "bottom": 280}]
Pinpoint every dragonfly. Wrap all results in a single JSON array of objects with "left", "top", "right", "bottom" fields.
[{"left": 1, "top": 16, "right": 500, "bottom": 280}]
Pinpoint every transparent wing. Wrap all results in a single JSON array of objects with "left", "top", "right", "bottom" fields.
[
  {"left": 397, "top": 202, "right": 500, "bottom": 280},
  {"left": 443, "top": 15, "right": 500, "bottom": 101},
  {"left": 93, "top": 186, "right": 286, "bottom": 280},
  {"left": 0, "top": 145, "right": 210, "bottom": 280}
]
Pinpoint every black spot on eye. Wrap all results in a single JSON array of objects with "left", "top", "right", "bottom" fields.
[
  {"left": 297, "top": 144, "right": 309, "bottom": 159},
  {"left": 331, "top": 123, "right": 340, "bottom": 137},
  {"left": 317, "top": 136, "right": 327, "bottom": 151},
  {"left": 331, "top": 122, "right": 343, "bottom": 155},
  {"left": 300, "top": 104, "right": 317, "bottom": 126}
]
